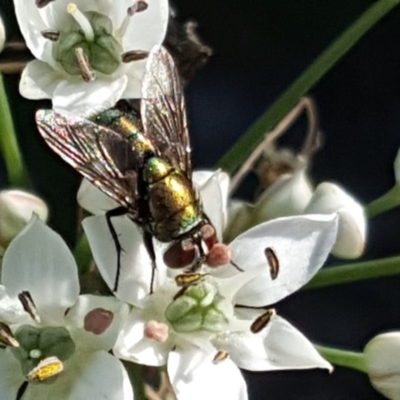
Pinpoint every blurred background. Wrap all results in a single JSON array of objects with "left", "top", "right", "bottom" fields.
[{"left": 1, "top": 0, "right": 400, "bottom": 398}]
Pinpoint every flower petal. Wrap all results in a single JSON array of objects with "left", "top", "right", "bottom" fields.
[
  {"left": 23, "top": 350, "right": 133, "bottom": 400},
  {"left": 212, "top": 315, "right": 331, "bottom": 372},
  {"left": 121, "top": 0, "right": 169, "bottom": 52},
  {"left": 77, "top": 179, "right": 119, "bottom": 215},
  {"left": 52, "top": 75, "right": 128, "bottom": 117},
  {"left": 66, "top": 294, "right": 129, "bottom": 352},
  {"left": 19, "top": 60, "right": 62, "bottom": 100},
  {"left": 168, "top": 344, "right": 248, "bottom": 400},
  {"left": 13, "top": 0, "right": 53, "bottom": 62},
  {"left": 230, "top": 214, "right": 338, "bottom": 306},
  {"left": 82, "top": 215, "right": 166, "bottom": 306},
  {"left": 2, "top": 216, "right": 79, "bottom": 320},
  {"left": 0, "top": 349, "right": 24, "bottom": 400},
  {"left": 114, "top": 308, "right": 170, "bottom": 366},
  {"left": 0, "top": 285, "right": 28, "bottom": 325}
]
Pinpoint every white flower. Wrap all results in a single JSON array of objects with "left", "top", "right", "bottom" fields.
[
  {"left": 14, "top": 0, "right": 169, "bottom": 116},
  {"left": 0, "top": 190, "right": 48, "bottom": 251},
  {"left": 82, "top": 169, "right": 338, "bottom": 399},
  {"left": 304, "top": 182, "right": 366, "bottom": 259},
  {"left": 0, "top": 216, "right": 132, "bottom": 400},
  {"left": 364, "top": 332, "right": 400, "bottom": 400}
]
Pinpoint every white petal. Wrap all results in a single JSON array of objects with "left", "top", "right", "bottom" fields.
[
  {"left": 121, "top": 0, "right": 169, "bottom": 51},
  {"left": 212, "top": 315, "right": 331, "bottom": 372},
  {"left": 0, "top": 285, "right": 28, "bottom": 324},
  {"left": 253, "top": 170, "right": 313, "bottom": 221},
  {"left": 82, "top": 215, "right": 166, "bottom": 306},
  {"left": 77, "top": 179, "right": 119, "bottom": 215},
  {"left": 66, "top": 294, "right": 129, "bottom": 352},
  {"left": 168, "top": 345, "right": 248, "bottom": 400},
  {"left": 198, "top": 172, "right": 226, "bottom": 241},
  {"left": 19, "top": 60, "right": 61, "bottom": 100},
  {"left": 114, "top": 308, "right": 170, "bottom": 366},
  {"left": 230, "top": 214, "right": 338, "bottom": 306},
  {"left": 52, "top": 75, "right": 128, "bottom": 117},
  {"left": 2, "top": 216, "right": 79, "bottom": 320},
  {"left": 13, "top": 0, "right": 53, "bottom": 62},
  {"left": 365, "top": 332, "right": 400, "bottom": 400},
  {"left": 0, "top": 349, "right": 24, "bottom": 400},
  {"left": 24, "top": 351, "right": 133, "bottom": 400},
  {"left": 304, "top": 182, "right": 366, "bottom": 259}
]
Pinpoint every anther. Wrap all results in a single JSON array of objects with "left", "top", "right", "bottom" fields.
[
  {"left": 121, "top": 50, "right": 149, "bottom": 63},
  {"left": 18, "top": 291, "right": 41, "bottom": 323},
  {"left": 117, "top": 2, "right": 148, "bottom": 38},
  {"left": 250, "top": 309, "right": 275, "bottom": 333},
  {"left": 36, "top": 0, "right": 54, "bottom": 8},
  {"left": 264, "top": 247, "right": 279, "bottom": 280},
  {"left": 0, "top": 322, "right": 19, "bottom": 347},
  {"left": 213, "top": 350, "right": 229, "bottom": 364},
  {"left": 144, "top": 320, "right": 169, "bottom": 343},
  {"left": 27, "top": 356, "right": 64, "bottom": 381},
  {"left": 75, "top": 47, "right": 96, "bottom": 82},
  {"left": 67, "top": 3, "right": 95, "bottom": 42},
  {"left": 41, "top": 30, "right": 60, "bottom": 41}
]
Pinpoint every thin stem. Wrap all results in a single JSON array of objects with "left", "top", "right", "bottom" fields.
[
  {"left": 316, "top": 345, "right": 367, "bottom": 373},
  {"left": 305, "top": 256, "right": 400, "bottom": 290},
  {"left": 0, "top": 74, "right": 28, "bottom": 186},
  {"left": 73, "top": 233, "right": 92, "bottom": 275},
  {"left": 216, "top": 0, "right": 400, "bottom": 173},
  {"left": 365, "top": 184, "right": 400, "bottom": 218}
]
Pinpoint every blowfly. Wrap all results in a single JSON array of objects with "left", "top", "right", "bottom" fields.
[{"left": 36, "top": 45, "right": 217, "bottom": 291}]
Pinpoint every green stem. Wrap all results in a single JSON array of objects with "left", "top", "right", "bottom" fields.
[
  {"left": 305, "top": 256, "right": 400, "bottom": 290},
  {"left": 0, "top": 74, "right": 28, "bottom": 187},
  {"left": 316, "top": 345, "right": 367, "bottom": 373},
  {"left": 216, "top": 0, "right": 400, "bottom": 173},
  {"left": 73, "top": 232, "right": 92, "bottom": 275},
  {"left": 365, "top": 184, "right": 400, "bottom": 218}
]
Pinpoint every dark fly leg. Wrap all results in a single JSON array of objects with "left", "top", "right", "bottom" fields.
[
  {"left": 105, "top": 206, "right": 129, "bottom": 292},
  {"left": 143, "top": 231, "right": 157, "bottom": 294}
]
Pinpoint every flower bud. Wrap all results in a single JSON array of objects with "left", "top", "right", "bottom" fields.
[
  {"left": 0, "top": 190, "right": 48, "bottom": 248},
  {"left": 253, "top": 169, "right": 313, "bottom": 222},
  {"left": 304, "top": 182, "right": 366, "bottom": 259},
  {"left": 224, "top": 200, "right": 254, "bottom": 242},
  {"left": 0, "top": 14, "right": 5, "bottom": 53},
  {"left": 364, "top": 332, "right": 400, "bottom": 400}
]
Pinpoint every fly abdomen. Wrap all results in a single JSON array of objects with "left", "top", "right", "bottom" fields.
[{"left": 144, "top": 157, "right": 202, "bottom": 241}]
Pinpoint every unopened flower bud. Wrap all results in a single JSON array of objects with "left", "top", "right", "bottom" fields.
[
  {"left": 304, "top": 183, "right": 366, "bottom": 259},
  {"left": 253, "top": 169, "right": 313, "bottom": 222},
  {"left": 0, "top": 14, "right": 5, "bottom": 53},
  {"left": 0, "top": 190, "right": 48, "bottom": 248},
  {"left": 364, "top": 332, "right": 400, "bottom": 400}
]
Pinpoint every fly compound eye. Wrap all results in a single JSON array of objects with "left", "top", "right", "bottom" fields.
[
  {"left": 163, "top": 241, "right": 195, "bottom": 269},
  {"left": 200, "top": 224, "right": 217, "bottom": 249}
]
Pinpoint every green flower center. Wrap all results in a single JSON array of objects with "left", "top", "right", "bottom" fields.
[
  {"left": 53, "top": 6, "right": 123, "bottom": 77},
  {"left": 165, "top": 281, "right": 231, "bottom": 333},
  {"left": 11, "top": 325, "right": 75, "bottom": 379}
]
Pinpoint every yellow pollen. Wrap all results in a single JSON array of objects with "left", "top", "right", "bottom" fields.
[{"left": 27, "top": 356, "right": 64, "bottom": 381}]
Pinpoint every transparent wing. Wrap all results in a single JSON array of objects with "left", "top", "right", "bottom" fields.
[
  {"left": 36, "top": 109, "right": 139, "bottom": 215},
  {"left": 141, "top": 45, "right": 192, "bottom": 176}
]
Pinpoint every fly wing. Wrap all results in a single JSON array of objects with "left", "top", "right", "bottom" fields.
[
  {"left": 36, "top": 109, "right": 139, "bottom": 216},
  {"left": 141, "top": 45, "right": 192, "bottom": 176}
]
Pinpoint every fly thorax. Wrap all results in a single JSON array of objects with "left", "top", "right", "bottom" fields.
[{"left": 143, "top": 158, "right": 173, "bottom": 184}]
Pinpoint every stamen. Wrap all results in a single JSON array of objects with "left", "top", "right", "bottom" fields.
[
  {"left": 41, "top": 30, "right": 60, "bottom": 41},
  {"left": 117, "top": 1, "right": 149, "bottom": 38},
  {"left": 27, "top": 356, "right": 64, "bottom": 381},
  {"left": 250, "top": 309, "right": 275, "bottom": 333},
  {"left": 213, "top": 350, "right": 229, "bottom": 364},
  {"left": 121, "top": 50, "right": 149, "bottom": 63},
  {"left": 67, "top": 3, "right": 95, "bottom": 42},
  {"left": 264, "top": 247, "right": 279, "bottom": 280},
  {"left": 144, "top": 320, "right": 169, "bottom": 343},
  {"left": 36, "top": 0, "right": 54, "bottom": 8},
  {"left": 0, "top": 322, "right": 19, "bottom": 347},
  {"left": 18, "top": 291, "right": 41, "bottom": 323},
  {"left": 75, "top": 47, "right": 96, "bottom": 82},
  {"left": 175, "top": 272, "right": 204, "bottom": 287}
]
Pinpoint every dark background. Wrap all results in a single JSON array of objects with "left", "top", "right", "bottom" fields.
[{"left": 2, "top": 0, "right": 400, "bottom": 398}]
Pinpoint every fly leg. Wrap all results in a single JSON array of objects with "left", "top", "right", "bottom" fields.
[
  {"left": 105, "top": 206, "right": 129, "bottom": 292},
  {"left": 143, "top": 231, "right": 157, "bottom": 294}
]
